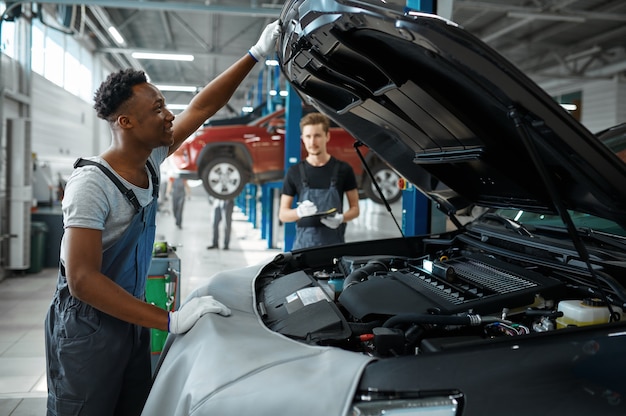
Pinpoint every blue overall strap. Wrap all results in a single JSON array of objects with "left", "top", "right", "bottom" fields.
[
  {"left": 299, "top": 157, "right": 340, "bottom": 188},
  {"left": 298, "top": 161, "right": 309, "bottom": 189},
  {"left": 329, "top": 158, "right": 340, "bottom": 187},
  {"left": 145, "top": 159, "right": 159, "bottom": 198},
  {"left": 74, "top": 158, "right": 140, "bottom": 212},
  {"left": 73, "top": 158, "right": 159, "bottom": 211}
]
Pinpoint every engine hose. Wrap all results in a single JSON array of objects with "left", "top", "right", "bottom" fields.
[
  {"left": 382, "top": 313, "right": 484, "bottom": 328},
  {"left": 349, "top": 320, "right": 384, "bottom": 335},
  {"left": 343, "top": 260, "right": 389, "bottom": 289}
]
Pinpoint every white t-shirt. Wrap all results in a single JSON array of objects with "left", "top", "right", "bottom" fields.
[{"left": 59, "top": 147, "right": 168, "bottom": 265}]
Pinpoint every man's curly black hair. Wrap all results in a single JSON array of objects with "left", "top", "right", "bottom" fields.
[{"left": 93, "top": 69, "right": 148, "bottom": 121}]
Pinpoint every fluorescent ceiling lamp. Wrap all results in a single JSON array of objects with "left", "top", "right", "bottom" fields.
[
  {"left": 507, "top": 11, "right": 585, "bottom": 23},
  {"left": 132, "top": 52, "right": 195, "bottom": 61},
  {"left": 155, "top": 85, "right": 198, "bottom": 92},
  {"left": 565, "top": 46, "right": 602, "bottom": 62},
  {"left": 560, "top": 103, "right": 577, "bottom": 111},
  {"left": 269, "top": 90, "right": 288, "bottom": 97},
  {"left": 108, "top": 26, "right": 125, "bottom": 45},
  {"left": 265, "top": 59, "right": 279, "bottom": 66},
  {"left": 242, "top": 106, "right": 254, "bottom": 113},
  {"left": 167, "top": 104, "right": 188, "bottom": 110}
]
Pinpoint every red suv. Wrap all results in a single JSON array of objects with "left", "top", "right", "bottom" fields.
[{"left": 171, "top": 107, "right": 401, "bottom": 204}]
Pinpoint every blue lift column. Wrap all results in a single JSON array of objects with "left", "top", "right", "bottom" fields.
[
  {"left": 282, "top": 86, "right": 302, "bottom": 251},
  {"left": 258, "top": 60, "right": 286, "bottom": 243},
  {"left": 259, "top": 84, "right": 301, "bottom": 249},
  {"left": 401, "top": 0, "right": 435, "bottom": 236}
]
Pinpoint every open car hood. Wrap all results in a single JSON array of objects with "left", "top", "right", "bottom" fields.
[{"left": 278, "top": 0, "right": 626, "bottom": 225}]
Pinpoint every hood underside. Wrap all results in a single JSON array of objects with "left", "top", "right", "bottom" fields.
[{"left": 278, "top": 0, "right": 626, "bottom": 224}]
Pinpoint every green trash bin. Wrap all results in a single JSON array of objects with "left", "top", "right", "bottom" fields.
[{"left": 28, "top": 221, "right": 48, "bottom": 273}]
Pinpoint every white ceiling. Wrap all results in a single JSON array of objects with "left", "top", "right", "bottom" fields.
[{"left": 27, "top": 0, "right": 626, "bottom": 118}]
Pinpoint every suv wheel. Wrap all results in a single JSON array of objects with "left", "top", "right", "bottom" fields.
[
  {"left": 363, "top": 163, "right": 401, "bottom": 204},
  {"left": 201, "top": 157, "right": 249, "bottom": 200}
]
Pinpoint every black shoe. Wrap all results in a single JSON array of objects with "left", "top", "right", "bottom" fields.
[
  {"left": 206, "top": 245, "right": 218, "bottom": 250},
  {"left": 223, "top": 246, "right": 229, "bottom": 250}
]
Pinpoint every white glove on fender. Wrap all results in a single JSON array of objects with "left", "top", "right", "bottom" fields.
[
  {"left": 248, "top": 20, "right": 281, "bottom": 62},
  {"left": 296, "top": 200, "right": 318, "bottom": 218},
  {"left": 320, "top": 213, "right": 344, "bottom": 229},
  {"left": 168, "top": 296, "right": 231, "bottom": 334}
]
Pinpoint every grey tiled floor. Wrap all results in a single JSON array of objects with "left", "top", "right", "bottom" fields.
[{"left": 0, "top": 184, "right": 403, "bottom": 415}]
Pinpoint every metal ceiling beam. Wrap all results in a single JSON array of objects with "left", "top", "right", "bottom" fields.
[
  {"left": 88, "top": 5, "right": 145, "bottom": 70},
  {"left": 454, "top": 0, "right": 626, "bottom": 22},
  {"left": 98, "top": 47, "right": 241, "bottom": 58},
  {"left": 6, "top": 0, "right": 281, "bottom": 17}
]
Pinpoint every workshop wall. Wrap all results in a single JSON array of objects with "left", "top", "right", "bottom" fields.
[
  {"left": 31, "top": 72, "right": 108, "bottom": 183},
  {"left": 546, "top": 78, "right": 626, "bottom": 134}
]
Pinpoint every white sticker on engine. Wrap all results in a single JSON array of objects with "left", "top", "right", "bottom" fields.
[
  {"left": 286, "top": 292, "right": 299, "bottom": 303},
  {"left": 296, "top": 287, "right": 327, "bottom": 305}
]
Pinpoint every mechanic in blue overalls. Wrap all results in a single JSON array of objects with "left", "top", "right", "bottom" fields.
[
  {"left": 279, "top": 112, "right": 360, "bottom": 250},
  {"left": 44, "top": 21, "right": 280, "bottom": 416}
]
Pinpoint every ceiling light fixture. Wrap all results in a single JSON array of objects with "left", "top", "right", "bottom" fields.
[
  {"left": 107, "top": 26, "right": 125, "bottom": 45},
  {"left": 564, "top": 46, "right": 602, "bottom": 62},
  {"left": 507, "top": 11, "right": 585, "bottom": 23},
  {"left": 132, "top": 52, "right": 195, "bottom": 61},
  {"left": 167, "top": 104, "right": 188, "bottom": 110},
  {"left": 560, "top": 103, "right": 577, "bottom": 111},
  {"left": 155, "top": 85, "right": 198, "bottom": 92}
]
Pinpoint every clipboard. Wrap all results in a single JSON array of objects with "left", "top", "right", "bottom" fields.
[{"left": 309, "top": 207, "right": 337, "bottom": 218}]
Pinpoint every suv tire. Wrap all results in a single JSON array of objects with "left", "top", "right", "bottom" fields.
[
  {"left": 363, "top": 163, "right": 401, "bottom": 204},
  {"left": 201, "top": 157, "right": 250, "bottom": 200}
]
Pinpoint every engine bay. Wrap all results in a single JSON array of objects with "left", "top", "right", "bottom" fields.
[{"left": 256, "top": 232, "right": 626, "bottom": 358}]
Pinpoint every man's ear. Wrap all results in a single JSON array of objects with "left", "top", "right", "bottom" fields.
[{"left": 116, "top": 114, "right": 132, "bottom": 129}]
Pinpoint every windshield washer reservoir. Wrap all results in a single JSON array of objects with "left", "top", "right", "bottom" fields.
[{"left": 556, "top": 298, "right": 622, "bottom": 329}]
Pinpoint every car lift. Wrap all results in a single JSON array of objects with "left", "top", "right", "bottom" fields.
[{"left": 252, "top": 0, "right": 443, "bottom": 249}]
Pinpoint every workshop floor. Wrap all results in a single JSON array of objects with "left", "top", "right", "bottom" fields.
[{"left": 0, "top": 183, "right": 404, "bottom": 415}]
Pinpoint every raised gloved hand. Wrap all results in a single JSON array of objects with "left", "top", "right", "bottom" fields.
[
  {"left": 296, "top": 200, "right": 318, "bottom": 218},
  {"left": 249, "top": 20, "right": 281, "bottom": 62},
  {"left": 320, "top": 213, "right": 344, "bottom": 229},
  {"left": 168, "top": 295, "right": 231, "bottom": 334}
]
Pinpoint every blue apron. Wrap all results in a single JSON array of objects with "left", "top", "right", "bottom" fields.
[
  {"left": 45, "top": 159, "right": 159, "bottom": 416},
  {"left": 293, "top": 161, "right": 346, "bottom": 250}
]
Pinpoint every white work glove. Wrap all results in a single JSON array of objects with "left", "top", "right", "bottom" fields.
[
  {"left": 320, "top": 213, "right": 344, "bottom": 229},
  {"left": 249, "top": 20, "right": 281, "bottom": 62},
  {"left": 296, "top": 200, "right": 318, "bottom": 218},
  {"left": 168, "top": 296, "right": 231, "bottom": 334}
]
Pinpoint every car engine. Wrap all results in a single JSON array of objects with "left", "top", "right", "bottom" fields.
[{"left": 256, "top": 228, "right": 626, "bottom": 358}]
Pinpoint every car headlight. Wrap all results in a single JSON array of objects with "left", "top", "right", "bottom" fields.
[{"left": 351, "top": 395, "right": 460, "bottom": 416}]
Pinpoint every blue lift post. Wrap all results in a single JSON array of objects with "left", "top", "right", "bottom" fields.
[
  {"left": 255, "top": 59, "right": 287, "bottom": 241},
  {"left": 257, "top": 80, "right": 302, "bottom": 249},
  {"left": 260, "top": 181, "right": 283, "bottom": 246},
  {"left": 281, "top": 85, "right": 302, "bottom": 251},
  {"left": 400, "top": 0, "right": 435, "bottom": 237}
]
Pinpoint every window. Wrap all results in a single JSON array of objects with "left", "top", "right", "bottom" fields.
[
  {"left": 1, "top": 19, "right": 16, "bottom": 58},
  {"left": 31, "top": 25, "right": 45, "bottom": 74},
  {"left": 30, "top": 18, "right": 94, "bottom": 102},
  {"left": 44, "top": 36, "right": 63, "bottom": 86}
]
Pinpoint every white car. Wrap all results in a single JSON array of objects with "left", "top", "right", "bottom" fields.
[{"left": 143, "top": 1, "right": 626, "bottom": 415}]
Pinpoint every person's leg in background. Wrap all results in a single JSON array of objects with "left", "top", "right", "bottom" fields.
[
  {"left": 171, "top": 191, "right": 184, "bottom": 228},
  {"left": 222, "top": 199, "right": 234, "bottom": 250},
  {"left": 208, "top": 201, "right": 222, "bottom": 249}
]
